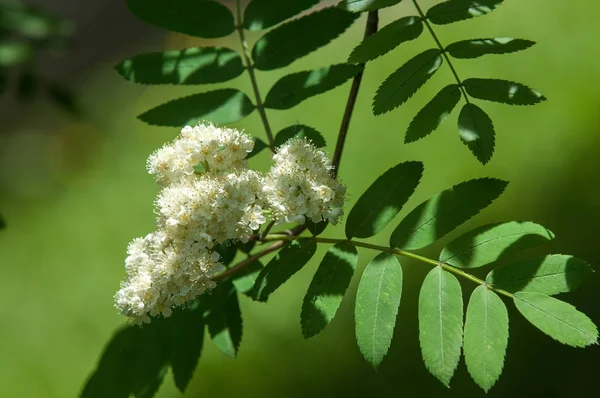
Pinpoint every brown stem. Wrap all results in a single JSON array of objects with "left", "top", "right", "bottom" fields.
[{"left": 213, "top": 240, "right": 287, "bottom": 281}]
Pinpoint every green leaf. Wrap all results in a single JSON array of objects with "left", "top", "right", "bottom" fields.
[
  {"left": 115, "top": 47, "right": 244, "bottom": 85},
  {"left": 514, "top": 292, "right": 598, "bottom": 347},
  {"left": 339, "top": 0, "right": 403, "bottom": 12},
  {"left": 427, "top": 0, "right": 504, "bottom": 25},
  {"left": 138, "top": 89, "right": 255, "bottom": 127},
  {"left": 348, "top": 16, "right": 423, "bottom": 63},
  {"left": 418, "top": 267, "right": 463, "bottom": 386},
  {"left": 373, "top": 49, "right": 443, "bottom": 115},
  {"left": 390, "top": 178, "right": 507, "bottom": 250},
  {"left": 264, "top": 64, "right": 360, "bottom": 110},
  {"left": 355, "top": 252, "right": 403, "bottom": 368},
  {"left": 301, "top": 242, "right": 358, "bottom": 338},
  {"left": 236, "top": 240, "right": 256, "bottom": 254},
  {"left": 345, "top": 161, "right": 423, "bottom": 239},
  {"left": 244, "top": 0, "right": 319, "bottom": 31},
  {"left": 446, "top": 38, "right": 535, "bottom": 59},
  {"left": 252, "top": 239, "right": 317, "bottom": 301},
  {"left": 0, "top": 41, "right": 33, "bottom": 66},
  {"left": 207, "top": 283, "right": 243, "bottom": 358},
  {"left": 463, "top": 78, "right": 546, "bottom": 106},
  {"left": 169, "top": 307, "right": 205, "bottom": 393},
  {"left": 232, "top": 260, "right": 264, "bottom": 294},
  {"left": 405, "top": 84, "right": 461, "bottom": 143},
  {"left": 486, "top": 255, "right": 594, "bottom": 295},
  {"left": 463, "top": 286, "right": 508, "bottom": 392},
  {"left": 246, "top": 137, "right": 268, "bottom": 160},
  {"left": 126, "top": 0, "right": 234, "bottom": 38},
  {"left": 440, "top": 221, "right": 555, "bottom": 268},
  {"left": 252, "top": 7, "right": 358, "bottom": 71},
  {"left": 457, "top": 103, "right": 495, "bottom": 164},
  {"left": 306, "top": 219, "right": 328, "bottom": 236},
  {"left": 215, "top": 242, "right": 237, "bottom": 266},
  {"left": 274, "top": 124, "right": 326, "bottom": 148}
]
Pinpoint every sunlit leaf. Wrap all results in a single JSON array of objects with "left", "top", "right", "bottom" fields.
[
  {"left": 339, "top": 0, "right": 403, "bottom": 12},
  {"left": 418, "top": 267, "right": 463, "bottom": 386},
  {"left": 373, "top": 49, "right": 443, "bottom": 115},
  {"left": 244, "top": 0, "right": 319, "bottom": 31},
  {"left": 169, "top": 307, "right": 205, "bottom": 393},
  {"left": 264, "top": 64, "right": 360, "bottom": 109},
  {"left": 514, "top": 292, "right": 598, "bottom": 347},
  {"left": 457, "top": 103, "right": 495, "bottom": 164},
  {"left": 427, "top": 0, "right": 504, "bottom": 25},
  {"left": 446, "top": 38, "right": 535, "bottom": 59},
  {"left": 115, "top": 47, "right": 244, "bottom": 85},
  {"left": 252, "top": 7, "right": 358, "bottom": 70},
  {"left": 207, "top": 282, "right": 243, "bottom": 358},
  {"left": 301, "top": 242, "right": 358, "bottom": 338},
  {"left": 405, "top": 84, "right": 461, "bottom": 143},
  {"left": 355, "top": 252, "right": 402, "bottom": 368},
  {"left": 463, "top": 286, "right": 508, "bottom": 392},
  {"left": 274, "top": 125, "right": 326, "bottom": 148},
  {"left": 345, "top": 161, "right": 423, "bottom": 239},
  {"left": 0, "top": 41, "right": 33, "bottom": 66},
  {"left": 390, "top": 178, "right": 507, "bottom": 250},
  {"left": 232, "top": 260, "right": 264, "bottom": 294},
  {"left": 486, "top": 255, "right": 594, "bottom": 295},
  {"left": 463, "top": 78, "right": 546, "bottom": 105},
  {"left": 138, "top": 89, "right": 255, "bottom": 126},
  {"left": 348, "top": 16, "right": 423, "bottom": 63},
  {"left": 440, "top": 221, "right": 555, "bottom": 268},
  {"left": 126, "top": 0, "right": 234, "bottom": 38}
]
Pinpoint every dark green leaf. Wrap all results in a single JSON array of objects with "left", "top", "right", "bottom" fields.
[
  {"left": 236, "top": 240, "right": 256, "bottom": 254},
  {"left": 464, "top": 286, "right": 508, "bottom": 392},
  {"left": 232, "top": 260, "right": 264, "bottom": 294},
  {"left": 244, "top": 0, "right": 319, "bottom": 31},
  {"left": 0, "top": 41, "right": 33, "bottom": 66},
  {"left": 264, "top": 64, "right": 360, "bottom": 109},
  {"left": 486, "top": 255, "right": 594, "bottom": 295},
  {"left": 427, "top": 0, "right": 504, "bottom": 25},
  {"left": 46, "top": 84, "right": 80, "bottom": 117},
  {"left": 207, "top": 283, "right": 243, "bottom": 358},
  {"left": 306, "top": 219, "right": 328, "bottom": 236},
  {"left": 457, "top": 103, "right": 495, "bottom": 164},
  {"left": 440, "top": 221, "right": 555, "bottom": 268},
  {"left": 252, "top": 7, "right": 358, "bottom": 70},
  {"left": 115, "top": 47, "right": 244, "bottom": 85},
  {"left": 169, "top": 307, "right": 205, "bottom": 393},
  {"left": 126, "top": 0, "right": 234, "bottom": 38},
  {"left": 252, "top": 239, "right": 317, "bottom": 301},
  {"left": 446, "top": 38, "right": 535, "bottom": 59},
  {"left": 514, "top": 292, "right": 598, "bottom": 347},
  {"left": 274, "top": 124, "right": 326, "bottom": 148},
  {"left": 339, "top": 0, "right": 403, "bottom": 12},
  {"left": 405, "top": 84, "right": 461, "bottom": 143},
  {"left": 373, "top": 49, "right": 443, "bottom": 115},
  {"left": 418, "top": 267, "right": 463, "bottom": 386},
  {"left": 345, "top": 161, "right": 423, "bottom": 239},
  {"left": 138, "top": 89, "right": 255, "bottom": 127},
  {"left": 390, "top": 178, "right": 507, "bottom": 250},
  {"left": 355, "top": 252, "right": 403, "bottom": 368},
  {"left": 246, "top": 137, "right": 268, "bottom": 160},
  {"left": 348, "top": 16, "right": 423, "bottom": 63},
  {"left": 301, "top": 242, "right": 358, "bottom": 338},
  {"left": 463, "top": 78, "right": 546, "bottom": 105},
  {"left": 215, "top": 242, "right": 237, "bottom": 266}
]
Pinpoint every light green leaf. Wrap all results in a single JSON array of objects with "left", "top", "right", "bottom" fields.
[
  {"left": 246, "top": 137, "right": 268, "bottom": 160},
  {"left": 244, "top": 0, "right": 319, "bottom": 31},
  {"left": 252, "top": 7, "right": 358, "bottom": 70},
  {"left": 440, "top": 221, "right": 555, "bottom": 268},
  {"left": 232, "top": 260, "right": 264, "bottom": 294},
  {"left": 302, "top": 242, "right": 358, "bottom": 338},
  {"left": 514, "top": 292, "right": 598, "bottom": 347},
  {"left": 264, "top": 64, "right": 360, "bottom": 109},
  {"left": 418, "top": 267, "right": 463, "bottom": 386},
  {"left": 348, "top": 16, "right": 423, "bottom": 63},
  {"left": 405, "top": 84, "right": 461, "bottom": 143},
  {"left": 169, "top": 307, "right": 204, "bottom": 393},
  {"left": 274, "top": 125, "right": 326, "bottom": 148},
  {"left": 339, "top": 0, "right": 403, "bottom": 12},
  {"left": 207, "top": 283, "right": 242, "bottom": 358},
  {"left": 457, "top": 103, "right": 495, "bottom": 164},
  {"left": 253, "top": 239, "right": 317, "bottom": 301},
  {"left": 126, "top": 0, "right": 234, "bottom": 38},
  {"left": 114, "top": 47, "right": 244, "bottom": 85},
  {"left": 463, "top": 78, "right": 546, "bottom": 106},
  {"left": 390, "top": 178, "right": 508, "bottom": 250},
  {"left": 373, "top": 49, "right": 443, "bottom": 115},
  {"left": 463, "top": 286, "right": 508, "bottom": 392},
  {"left": 345, "top": 161, "right": 423, "bottom": 239},
  {"left": 486, "top": 255, "right": 594, "bottom": 295},
  {"left": 0, "top": 41, "right": 33, "bottom": 66},
  {"left": 138, "top": 89, "right": 255, "bottom": 126},
  {"left": 427, "top": 0, "right": 504, "bottom": 25},
  {"left": 355, "top": 252, "right": 403, "bottom": 368},
  {"left": 446, "top": 38, "right": 535, "bottom": 59}
]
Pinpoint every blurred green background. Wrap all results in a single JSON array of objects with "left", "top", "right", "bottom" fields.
[{"left": 1, "top": 0, "right": 599, "bottom": 397}]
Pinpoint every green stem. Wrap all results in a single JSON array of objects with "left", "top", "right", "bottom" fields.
[
  {"left": 412, "top": 0, "right": 470, "bottom": 103},
  {"left": 235, "top": 0, "right": 275, "bottom": 148}
]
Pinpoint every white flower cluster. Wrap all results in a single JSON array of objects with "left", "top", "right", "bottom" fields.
[{"left": 116, "top": 123, "right": 345, "bottom": 324}]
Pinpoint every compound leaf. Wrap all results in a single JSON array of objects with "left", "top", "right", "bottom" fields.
[
  {"left": 339, "top": 0, "right": 403, "bottom": 12},
  {"left": 207, "top": 282, "right": 242, "bottom": 358},
  {"left": 446, "top": 38, "right": 535, "bottom": 59},
  {"left": 244, "top": 0, "right": 319, "bottom": 31},
  {"left": 274, "top": 124, "right": 326, "bottom": 148},
  {"left": 232, "top": 260, "right": 264, "bottom": 295},
  {"left": 463, "top": 78, "right": 546, "bottom": 105},
  {"left": 405, "top": 84, "right": 461, "bottom": 143},
  {"left": 457, "top": 103, "right": 495, "bottom": 164},
  {"left": 427, "top": 0, "right": 504, "bottom": 25},
  {"left": 169, "top": 307, "right": 205, "bottom": 393}
]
